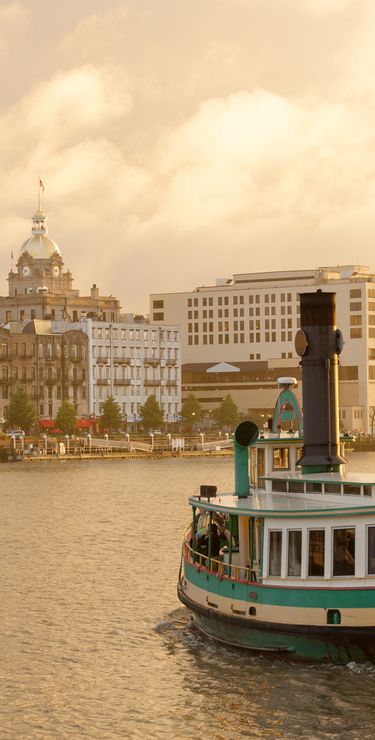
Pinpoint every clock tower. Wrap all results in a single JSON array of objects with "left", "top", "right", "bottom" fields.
[{"left": 8, "top": 207, "right": 73, "bottom": 297}]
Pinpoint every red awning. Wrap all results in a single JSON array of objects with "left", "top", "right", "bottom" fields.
[
  {"left": 76, "top": 419, "right": 93, "bottom": 429},
  {"left": 38, "top": 419, "right": 55, "bottom": 428}
]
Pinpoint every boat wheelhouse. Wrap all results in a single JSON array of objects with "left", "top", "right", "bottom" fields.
[{"left": 177, "top": 291, "right": 375, "bottom": 663}]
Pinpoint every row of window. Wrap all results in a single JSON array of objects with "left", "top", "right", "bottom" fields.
[
  {"left": 188, "top": 305, "right": 295, "bottom": 319},
  {"left": 0, "top": 342, "right": 86, "bottom": 359},
  {"left": 92, "top": 327, "right": 179, "bottom": 342},
  {"left": 185, "top": 293, "right": 297, "bottom": 308},
  {"left": 188, "top": 331, "right": 294, "bottom": 346},
  {"left": 268, "top": 526, "right": 375, "bottom": 578}
]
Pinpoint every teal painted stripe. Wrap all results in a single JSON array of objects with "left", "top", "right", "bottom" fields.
[{"left": 185, "top": 561, "right": 375, "bottom": 609}]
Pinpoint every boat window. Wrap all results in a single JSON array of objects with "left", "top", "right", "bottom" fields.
[
  {"left": 272, "top": 479, "right": 287, "bottom": 492},
  {"left": 289, "top": 481, "right": 304, "bottom": 493},
  {"left": 295, "top": 448, "right": 303, "bottom": 468},
  {"left": 287, "top": 530, "right": 302, "bottom": 576},
  {"left": 306, "top": 482, "right": 322, "bottom": 493},
  {"left": 257, "top": 448, "right": 265, "bottom": 483},
  {"left": 308, "top": 530, "right": 325, "bottom": 577},
  {"left": 333, "top": 528, "right": 355, "bottom": 577},
  {"left": 268, "top": 531, "right": 282, "bottom": 576},
  {"left": 364, "top": 486, "right": 372, "bottom": 497},
  {"left": 343, "top": 485, "right": 361, "bottom": 496},
  {"left": 367, "top": 527, "right": 375, "bottom": 575},
  {"left": 272, "top": 448, "right": 289, "bottom": 470},
  {"left": 324, "top": 483, "right": 341, "bottom": 494}
]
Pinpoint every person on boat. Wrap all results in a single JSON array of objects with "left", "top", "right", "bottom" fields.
[{"left": 334, "top": 533, "right": 355, "bottom": 575}]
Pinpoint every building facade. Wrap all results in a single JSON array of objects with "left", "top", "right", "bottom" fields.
[
  {"left": 0, "top": 321, "right": 88, "bottom": 423},
  {"left": 150, "top": 266, "right": 375, "bottom": 433},
  {"left": 0, "top": 206, "right": 120, "bottom": 324},
  {"left": 53, "top": 318, "right": 181, "bottom": 427}
]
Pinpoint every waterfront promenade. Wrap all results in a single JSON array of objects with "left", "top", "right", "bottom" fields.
[{"left": 0, "top": 432, "right": 234, "bottom": 463}]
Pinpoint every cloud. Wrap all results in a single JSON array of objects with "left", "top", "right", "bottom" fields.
[
  {"left": 0, "top": 3, "right": 29, "bottom": 53},
  {"left": 1, "top": 0, "right": 375, "bottom": 313}
]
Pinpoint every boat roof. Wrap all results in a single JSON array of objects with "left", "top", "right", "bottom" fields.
[
  {"left": 254, "top": 432, "right": 354, "bottom": 445},
  {"left": 261, "top": 471, "right": 375, "bottom": 485},
  {"left": 189, "top": 490, "right": 375, "bottom": 518}
]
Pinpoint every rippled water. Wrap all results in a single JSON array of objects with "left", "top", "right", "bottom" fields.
[{"left": 1, "top": 454, "right": 375, "bottom": 738}]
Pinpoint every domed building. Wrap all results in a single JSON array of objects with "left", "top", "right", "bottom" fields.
[{"left": 1, "top": 204, "right": 120, "bottom": 324}]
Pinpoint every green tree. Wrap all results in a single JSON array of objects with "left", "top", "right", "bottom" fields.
[
  {"left": 181, "top": 394, "right": 202, "bottom": 430},
  {"left": 6, "top": 386, "right": 36, "bottom": 432},
  {"left": 213, "top": 395, "right": 240, "bottom": 430},
  {"left": 140, "top": 394, "right": 164, "bottom": 431},
  {"left": 99, "top": 396, "right": 123, "bottom": 433},
  {"left": 55, "top": 401, "right": 77, "bottom": 435}
]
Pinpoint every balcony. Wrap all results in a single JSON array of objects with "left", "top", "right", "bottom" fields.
[
  {"left": 44, "top": 377, "right": 57, "bottom": 385},
  {"left": 114, "top": 379, "right": 131, "bottom": 386},
  {"left": 0, "top": 377, "right": 9, "bottom": 385},
  {"left": 144, "top": 357, "right": 160, "bottom": 366},
  {"left": 166, "top": 380, "right": 178, "bottom": 387},
  {"left": 97, "top": 379, "right": 110, "bottom": 385},
  {"left": 96, "top": 357, "right": 109, "bottom": 365},
  {"left": 144, "top": 379, "right": 161, "bottom": 386},
  {"left": 166, "top": 359, "right": 177, "bottom": 366},
  {"left": 114, "top": 357, "right": 131, "bottom": 364}
]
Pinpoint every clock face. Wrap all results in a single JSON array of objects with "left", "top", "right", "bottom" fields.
[
  {"left": 295, "top": 329, "right": 308, "bottom": 357},
  {"left": 22, "top": 265, "right": 30, "bottom": 277},
  {"left": 52, "top": 265, "right": 60, "bottom": 277}
]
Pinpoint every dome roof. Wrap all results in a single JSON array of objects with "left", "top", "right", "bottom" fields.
[
  {"left": 20, "top": 234, "right": 61, "bottom": 259},
  {"left": 19, "top": 207, "right": 61, "bottom": 260}
]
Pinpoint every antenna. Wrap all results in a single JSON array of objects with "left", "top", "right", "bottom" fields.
[{"left": 38, "top": 178, "right": 45, "bottom": 210}]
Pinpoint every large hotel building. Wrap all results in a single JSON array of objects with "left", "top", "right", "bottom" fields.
[{"left": 150, "top": 265, "right": 375, "bottom": 434}]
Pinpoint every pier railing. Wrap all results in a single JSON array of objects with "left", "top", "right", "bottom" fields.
[{"left": 183, "top": 541, "right": 253, "bottom": 582}]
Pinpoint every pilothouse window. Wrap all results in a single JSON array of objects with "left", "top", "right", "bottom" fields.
[
  {"left": 288, "top": 530, "right": 302, "bottom": 576},
  {"left": 273, "top": 448, "right": 289, "bottom": 470},
  {"left": 268, "top": 531, "right": 282, "bottom": 576},
  {"left": 333, "top": 528, "right": 355, "bottom": 577},
  {"left": 308, "top": 530, "right": 325, "bottom": 577},
  {"left": 368, "top": 527, "right": 375, "bottom": 575}
]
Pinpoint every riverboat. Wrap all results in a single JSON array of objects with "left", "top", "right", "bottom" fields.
[{"left": 177, "top": 291, "right": 375, "bottom": 663}]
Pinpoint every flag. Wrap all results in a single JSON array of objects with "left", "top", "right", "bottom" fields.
[
  {"left": 39, "top": 178, "right": 45, "bottom": 192},
  {"left": 11, "top": 251, "right": 13, "bottom": 260}
]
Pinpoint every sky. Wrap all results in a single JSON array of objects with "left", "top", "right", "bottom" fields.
[{"left": 1, "top": 0, "right": 375, "bottom": 313}]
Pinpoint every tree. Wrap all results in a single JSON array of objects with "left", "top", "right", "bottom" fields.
[
  {"left": 213, "top": 395, "right": 240, "bottom": 430},
  {"left": 99, "top": 396, "right": 123, "bottom": 433},
  {"left": 55, "top": 401, "right": 77, "bottom": 435},
  {"left": 6, "top": 386, "right": 36, "bottom": 432},
  {"left": 181, "top": 394, "right": 202, "bottom": 430},
  {"left": 140, "top": 394, "right": 164, "bottom": 431}
]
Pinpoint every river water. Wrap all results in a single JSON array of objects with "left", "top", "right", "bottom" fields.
[{"left": 1, "top": 453, "right": 375, "bottom": 739}]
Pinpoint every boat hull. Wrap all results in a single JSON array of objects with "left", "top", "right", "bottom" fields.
[{"left": 177, "top": 583, "right": 375, "bottom": 664}]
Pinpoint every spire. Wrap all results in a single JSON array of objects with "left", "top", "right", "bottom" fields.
[{"left": 32, "top": 178, "right": 47, "bottom": 235}]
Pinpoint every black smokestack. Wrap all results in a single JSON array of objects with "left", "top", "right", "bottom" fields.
[{"left": 296, "top": 291, "right": 346, "bottom": 473}]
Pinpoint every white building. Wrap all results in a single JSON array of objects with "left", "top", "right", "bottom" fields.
[
  {"left": 54, "top": 318, "right": 181, "bottom": 426},
  {"left": 150, "top": 266, "right": 375, "bottom": 434}
]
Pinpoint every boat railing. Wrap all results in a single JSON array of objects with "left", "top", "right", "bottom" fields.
[{"left": 183, "top": 541, "right": 257, "bottom": 582}]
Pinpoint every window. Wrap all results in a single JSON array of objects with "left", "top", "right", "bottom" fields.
[
  {"left": 308, "top": 530, "right": 325, "bottom": 577},
  {"left": 153, "top": 300, "right": 164, "bottom": 309},
  {"left": 367, "top": 527, "right": 375, "bottom": 574},
  {"left": 351, "top": 328, "right": 362, "bottom": 338},
  {"left": 333, "top": 528, "right": 355, "bottom": 576},
  {"left": 288, "top": 531, "right": 302, "bottom": 576},
  {"left": 350, "top": 302, "right": 361, "bottom": 311},
  {"left": 268, "top": 531, "right": 282, "bottom": 576},
  {"left": 350, "top": 315, "right": 362, "bottom": 325},
  {"left": 153, "top": 313, "right": 164, "bottom": 321},
  {"left": 350, "top": 289, "right": 361, "bottom": 298},
  {"left": 273, "top": 448, "right": 289, "bottom": 469}
]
